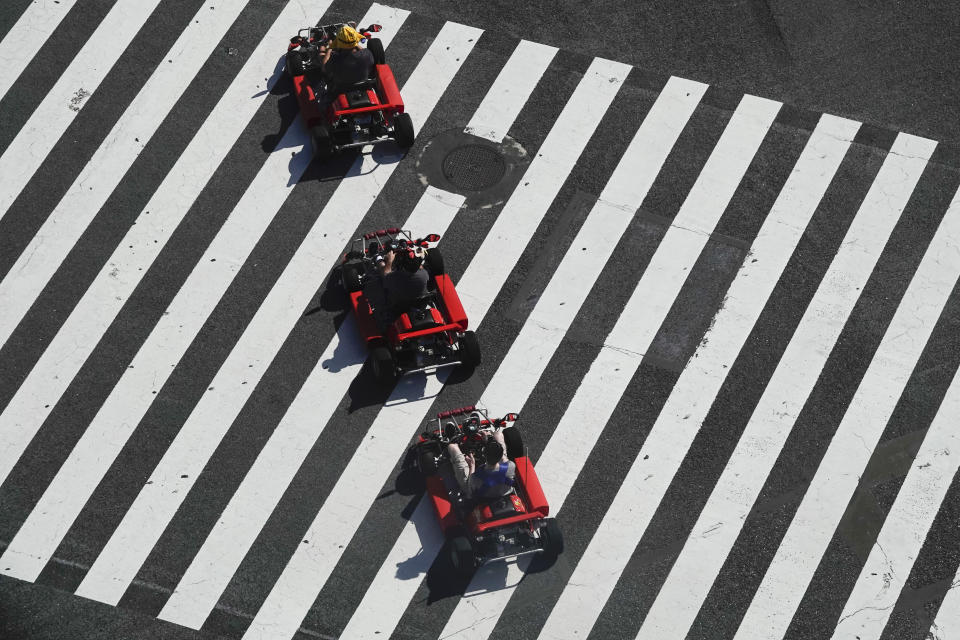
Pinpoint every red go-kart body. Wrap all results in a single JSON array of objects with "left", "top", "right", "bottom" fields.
[
  {"left": 340, "top": 229, "right": 481, "bottom": 384},
  {"left": 414, "top": 407, "right": 564, "bottom": 574},
  {"left": 284, "top": 22, "right": 415, "bottom": 159}
]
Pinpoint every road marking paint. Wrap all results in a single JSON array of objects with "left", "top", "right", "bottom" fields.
[
  {"left": 735, "top": 137, "right": 955, "bottom": 640},
  {"left": 245, "top": 53, "right": 631, "bottom": 640},
  {"left": 0, "top": 0, "right": 79, "bottom": 102},
  {"left": 464, "top": 40, "right": 557, "bottom": 142},
  {"left": 0, "top": 0, "right": 166, "bottom": 221},
  {"left": 628, "top": 114, "right": 863, "bottom": 639},
  {"left": 156, "top": 186, "right": 460, "bottom": 630},
  {"left": 0, "top": 116, "right": 313, "bottom": 585},
  {"left": 443, "top": 90, "right": 780, "bottom": 640},
  {"left": 0, "top": 0, "right": 325, "bottom": 490},
  {"left": 0, "top": 0, "right": 252, "bottom": 350},
  {"left": 338, "top": 57, "right": 636, "bottom": 640},
  {"left": 832, "top": 364, "right": 960, "bottom": 638},
  {"left": 712, "top": 134, "right": 936, "bottom": 638}
]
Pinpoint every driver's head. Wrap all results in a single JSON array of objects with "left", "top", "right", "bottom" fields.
[
  {"left": 483, "top": 440, "right": 504, "bottom": 466},
  {"left": 333, "top": 25, "right": 362, "bottom": 49}
]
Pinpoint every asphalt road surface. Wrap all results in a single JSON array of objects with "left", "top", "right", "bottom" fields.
[{"left": 1, "top": 1, "right": 959, "bottom": 639}]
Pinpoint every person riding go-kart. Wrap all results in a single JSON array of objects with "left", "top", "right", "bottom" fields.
[
  {"left": 413, "top": 406, "right": 564, "bottom": 576},
  {"left": 285, "top": 22, "right": 415, "bottom": 159},
  {"left": 339, "top": 228, "right": 481, "bottom": 385}
]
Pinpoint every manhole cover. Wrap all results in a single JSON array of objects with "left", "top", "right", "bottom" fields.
[{"left": 442, "top": 144, "right": 506, "bottom": 191}]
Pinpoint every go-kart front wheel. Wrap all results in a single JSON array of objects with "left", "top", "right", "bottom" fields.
[
  {"left": 449, "top": 535, "right": 476, "bottom": 577},
  {"left": 418, "top": 449, "right": 438, "bottom": 475},
  {"left": 540, "top": 518, "right": 564, "bottom": 558},
  {"left": 367, "top": 37, "right": 386, "bottom": 65},
  {"left": 425, "top": 246, "right": 444, "bottom": 275},
  {"left": 341, "top": 262, "right": 363, "bottom": 292},
  {"left": 285, "top": 49, "right": 305, "bottom": 77},
  {"left": 458, "top": 331, "right": 481, "bottom": 368},
  {"left": 503, "top": 426, "right": 524, "bottom": 460},
  {"left": 393, "top": 112, "right": 415, "bottom": 148},
  {"left": 371, "top": 346, "right": 396, "bottom": 386}
]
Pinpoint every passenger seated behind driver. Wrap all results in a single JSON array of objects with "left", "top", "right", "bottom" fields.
[
  {"left": 379, "top": 246, "right": 429, "bottom": 313},
  {"left": 448, "top": 427, "right": 516, "bottom": 499},
  {"left": 319, "top": 25, "right": 374, "bottom": 90}
]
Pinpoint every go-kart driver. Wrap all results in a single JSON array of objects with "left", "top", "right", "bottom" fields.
[
  {"left": 379, "top": 244, "right": 429, "bottom": 311},
  {"left": 447, "top": 418, "right": 517, "bottom": 499},
  {"left": 319, "top": 25, "right": 375, "bottom": 89}
]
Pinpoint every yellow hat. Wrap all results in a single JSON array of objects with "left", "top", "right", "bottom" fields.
[{"left": 332, "top": 25, "right": 362, "bottom": 49}]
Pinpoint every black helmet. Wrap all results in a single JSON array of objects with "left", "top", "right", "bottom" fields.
[{"left": 483, "top": 440, "right": 503, "bottom": 465}]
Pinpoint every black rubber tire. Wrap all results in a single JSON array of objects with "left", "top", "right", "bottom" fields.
[
  {"left": 425, "top": 247, "right": 445, "bottom": 275},
  {"left": 394, "top": 112, "right": 415, "bottom": 148},
  {"left": 371, "top": 346, "right": 396, "bottom": 386},
  {"left": 458, "top": 330, "right": 481, "bottom": 367},
  {"left": 367, "top": 37, "right": 386, "bottom": 65},
  {"left": 419, "top": 449, "right": 438, "bottom": 475},
  {"left": 503, "top": 426, "right": 524, "bottom": 461},
  {"left": 342, "top": 262, "right": 363, "bottom": 292},
  {"left": 285, "top": 49, "right": 305, "bottom": 77},
  {"left": 540, "top": 518, "right": 564, "bottom": 558},
  {"left": 449, "top": 536, "right": 476, "bottom": 577},
  {"left": 311, "top": 124, "right": 334, "bottom": 161}
]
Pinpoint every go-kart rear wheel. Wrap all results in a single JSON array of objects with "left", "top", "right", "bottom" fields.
[
  {"left": 425, "top": 247, "right": 444, "bottom": 275},
  {"left": 393, "top": 112, "right": 415, "bottom": 148},
  {"left": 371, "top": 346, "right": 396, "bottom": 386},
  {"left": 503, "top": 426, "right": 524, "bottom": 461},
  {"left": 311, "top": 124, "right": 334, "bottom": 161},
  {"left": 540, "top": 518, "right": 564, "bottom": 558},
  {"left": 449, "top": 535, "right": 476, "bottom": 577},
  {"left": 418, "top": 449, "right": 438, "bottom": 475},
  {"left": 367, "top": 37, "right": 386, "bottom": 65},
  {"left": 458, "top": 330, "right": 481, "bottom": 368},
  {"left": 342, "top": 262, "right": 363, "bottom": 292},
  {"left": 285, "top": 49, "right": 306, "bottom": 77}
]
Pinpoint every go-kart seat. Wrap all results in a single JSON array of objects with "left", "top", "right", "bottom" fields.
[
  {"left": 404, "top": 295, "right": 440, "bottom": 331},
  {"left": 329, "top": 77, "right": 378, "bottom": 108}
]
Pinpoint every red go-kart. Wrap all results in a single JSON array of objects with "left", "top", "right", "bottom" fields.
[
  {"left": 414, "top": 406, "right": 564, "bottom": 575},
  {"left": 339, "top": 229, "right": 481, "bottom": 385},
  {"left": 285, "top": 21, "right": 415, "bottom": 160}
]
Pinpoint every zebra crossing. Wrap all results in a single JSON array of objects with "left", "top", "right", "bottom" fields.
[{"left": 1, "top": 1, "right": 959, "bottom": 639}]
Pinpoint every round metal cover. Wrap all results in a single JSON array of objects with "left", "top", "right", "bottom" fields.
[{"left": 442, "top": 144, "right": 506, "bottom": 191}]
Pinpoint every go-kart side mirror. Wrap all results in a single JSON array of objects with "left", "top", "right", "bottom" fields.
[
  {"left": 365, "top": 23, "right": 383, "bottom": 32},
  {"left": 425, "top": 233, "right": 441, "bottom": 242},
  {"left": 504, "top": 413, "right": 519, "bottom": 422}
]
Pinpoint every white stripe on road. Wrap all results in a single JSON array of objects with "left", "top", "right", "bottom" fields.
[
  {"left": 455, "top": 58, "right": 630, "bottom": 324},
  {"left": 339, "top": 58, "right": 636, "bottom": 640},
  {"left": 630, "top": 115, "right": 862, "bottom": 639},
  {"left": 464, "top": 40, "right": 557, "bottom": 142},
  {"left": 0, "top": 0, "right": 165, "bottom": 220},
  {"left": 0, "top": 117, "right": 313, "bottom": 584},
  {"left": 739, "top": 143, "right": 957, "bottom": 640},
  {"left": 445, "top": 90, "right": 780, "bottom": 640},
  {"left": 0, "top": 0, "right": 252, "bottom": 349},
  {"left": 832, "top": 363, "right": 960, "bottom": 638},
  {"left": 0, "top": 0, "right": 79, "bottom": 102},
  {"left": 728, "top": 133, "right": 938, "bottom": 640},
  {"left": 71, "top": 15, "right": 470, "bottom": 609},
  {"left": 0, "top": 0, "right": 323, "bottom": 490},
  {"left": 246, "top": 54, "right": 631, "bottom": 640},
  {"left": 157, "top": 186, "right": 462, "bottom": 629}
]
